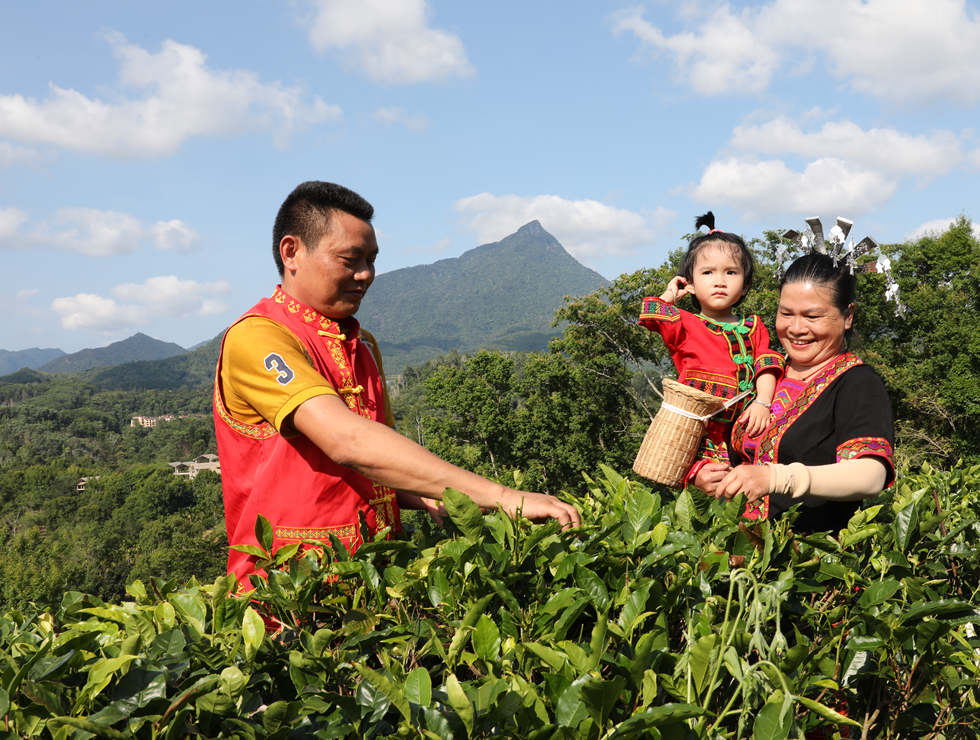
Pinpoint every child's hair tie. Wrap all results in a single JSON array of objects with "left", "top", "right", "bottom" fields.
[{"left": 779, "top": 216, "right": 905, "bottom": 315}]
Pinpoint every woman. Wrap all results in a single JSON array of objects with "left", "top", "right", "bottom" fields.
[{"left": 694, "top": 252, "right": 895, "bottom": 532}]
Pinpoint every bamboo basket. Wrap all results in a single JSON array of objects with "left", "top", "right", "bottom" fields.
[{"left": 632, "top": 378, "right": 727, "bottom": 487}]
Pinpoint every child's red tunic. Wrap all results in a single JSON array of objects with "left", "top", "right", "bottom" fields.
[{"left": 638, "top": 296, "right": 784, "bottom": 482}]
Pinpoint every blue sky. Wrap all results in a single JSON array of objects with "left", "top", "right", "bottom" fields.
[{"left": 2, "top": 0, "right": 979, "bottom": 352}]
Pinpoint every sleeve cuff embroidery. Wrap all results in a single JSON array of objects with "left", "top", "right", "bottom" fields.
[{"left": 639, "top": 296, "right": 681, "bottom": 324}]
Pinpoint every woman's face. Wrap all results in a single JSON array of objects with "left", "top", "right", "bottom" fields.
[{"left": 776, "top": 280, "right": 853, "bottom": 369}]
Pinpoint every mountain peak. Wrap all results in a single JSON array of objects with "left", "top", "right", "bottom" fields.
[{"left": 515, "top": 220, "right": 547, "bottom": 237}]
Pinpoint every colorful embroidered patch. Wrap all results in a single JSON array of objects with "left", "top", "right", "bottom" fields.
[
  {"left": 639, "top": 297, "right": 680, "bottom": 322},
  {"left": 837, "top": 437, "right": 894, "bottom": 463}
]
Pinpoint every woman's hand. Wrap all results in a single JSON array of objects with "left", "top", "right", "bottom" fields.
[
  {"left": 660, "top": 275, "right": 694, "bottom": 304},
  {"left": 716, "top": 464, "right": 770, "bottom": 502},
  {"left": 738, "top": 401, "right": 771, "bottom": 438},
  {"left": 693, "top": 462, "right": 731, "bottom": 497}
]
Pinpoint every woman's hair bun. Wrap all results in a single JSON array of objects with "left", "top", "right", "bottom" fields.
[{"left": 695, "top": 211, "right": 715, "bottom": 231}]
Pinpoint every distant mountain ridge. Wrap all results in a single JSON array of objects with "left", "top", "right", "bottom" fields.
[
  {"left": 0, "top": 348, "right": 65, "bottom": 375},
  {"left": 357, "top": 220, "right": 608, "bottom": 371},
  {"left": 39, "top": 333, "right": 186, "bottom": 374},
  {"left": 3, "top": 222, "right": 608, "bottom": 387}
]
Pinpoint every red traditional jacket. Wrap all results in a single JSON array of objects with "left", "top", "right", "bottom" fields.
[
  {"left": 639, "top": 297, "right": 784, "bottom": 478},
  {"left": 213, "top": 287, "right": 400, "bottom": 591}
]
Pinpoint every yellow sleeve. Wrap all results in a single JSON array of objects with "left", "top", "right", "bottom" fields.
[{"left": 220, "top": 316, "right": 337, "bottom": 433}]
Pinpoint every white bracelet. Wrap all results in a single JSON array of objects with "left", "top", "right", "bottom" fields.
[{"left": 752, "top": 399, "right": 771, "bottom": 409}]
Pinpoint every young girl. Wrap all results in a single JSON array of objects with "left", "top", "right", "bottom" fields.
[{"left": 638, "top": 212, "right": 784, "bottom": 486}]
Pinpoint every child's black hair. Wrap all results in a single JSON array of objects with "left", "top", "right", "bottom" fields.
[{"left": 679, "top": 211, "right": 754, "bottom": 312}]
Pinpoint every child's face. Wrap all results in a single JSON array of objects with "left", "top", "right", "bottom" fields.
[{"left": 688, "top": 242, "right": 746, "bottom": 319}]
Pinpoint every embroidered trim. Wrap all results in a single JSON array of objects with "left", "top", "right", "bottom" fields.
[
  {"left": 837, "top": 436, "right": 894, "bottom": 463},
  {"left": 756, "top": 353, "right": 863, "bottom": 465},
  {"left": 746, "top": 353, "right": 862, "bottom": 521},
  {"left": 639, "top": 297, "right": 681, "bottom": 322},
  {"left": 701, "top": 437, "right": 730, "bottom": 464},
  {"left": 213, "top": 374, "right": 278, "bottom": 440},
  {"left": 369, "top": 483, "right": 397, "bottom": 531},
  {"left": 680, "top": 368, "right": 738, "bottom": 400},
  {"left": 754, "top": 353, "right": 784, "bottom": 373},
  {"left": 699, "top": 314, "right": 758, "bottom": 397},
  {"left": 275, "top": 524, "right": 357, "bottom": 542}
]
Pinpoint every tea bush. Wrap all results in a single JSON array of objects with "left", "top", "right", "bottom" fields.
[{"left": 2, "top": 462, "right": 980, "bottom": 738}]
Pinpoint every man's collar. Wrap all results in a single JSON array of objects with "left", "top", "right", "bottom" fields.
[{"left": 272, "top": 285, "right": 360, "bottom": 336}]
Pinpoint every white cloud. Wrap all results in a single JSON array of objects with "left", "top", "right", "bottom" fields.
[
  {"left": 16, "top": 288, "right": 39, "bottom": 299},
  {"left": 692, "top": 116, "right": 968, "bottom": 216},
  {"left": 454, "top": 193, "right": 672, "bottom": 259},
  {"left": 730, "top": 118, "right": 964, "bottom": 177},
  {"left": 372, "top": 106, "right": 429, "bottom": 130},
  {"left": 308, "top": 0, "right": 473, "bottom": 84},
  {"left": 969, "top": 148, "right": 980, "bottom": 169},
  {"left": 613, "top": 4, "right": 778, "bottom": 94},
  {"left": 0, "top": 141, "right": 41, "bottom": 167},
  {"left": 0, "top": 206, "right": 199, "bottom": 256},
  {"left": 615, "top": 0, "right": 980, "bottom": 104},
  {"left": 150, "top": 220, "right": 197, "bottom": 252},
  {"left": 0, "top": 207, "right": 28, "bottom": 240},
  {"left": 906, "top": 217, "right": 980, "bottom": 241},
  {"left": 691, "top": 157, "right": 896, "bottom": 216},
  {"left": 0, "top": 33, "right": 341, "bottom": 158},
  {"left": 52, "top": 276, "right": 230, "bottom": 331}
]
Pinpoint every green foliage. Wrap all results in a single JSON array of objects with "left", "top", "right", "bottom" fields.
[
  {"left": 3, "top": 463, "right": 980, "bottom": 737},
  {"left": 395, "top": 349, "right": 638, "bottom": 493},
  {"left": 0, "top": 464, "right": 225, "bottom": 611},
  {"left": 856, "top": 217, "right": 980, "bottom": 465},
  {"left": 0, "top": 375, "right": 214, "bottom": 469}
]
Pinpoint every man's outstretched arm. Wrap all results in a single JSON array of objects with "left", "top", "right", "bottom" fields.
[{"left": 292, "top": 393, "right": 581, "bottom": 529}]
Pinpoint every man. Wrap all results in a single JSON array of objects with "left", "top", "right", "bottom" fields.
[{"left": 214, "top": 181, "right": 580, "bottom": 589}]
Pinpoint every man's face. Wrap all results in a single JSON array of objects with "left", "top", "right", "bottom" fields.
[{"left": 282, "top": 209, "right": 378, "bottom": 319}]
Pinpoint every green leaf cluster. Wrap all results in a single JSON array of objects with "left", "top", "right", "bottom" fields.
[{"left": 3, "top": 462, "right": 980, "bottom": 738}]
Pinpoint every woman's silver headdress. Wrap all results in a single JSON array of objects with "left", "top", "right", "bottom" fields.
[{"left": 779, "top": 216, "right": 905, "bottom": 315}]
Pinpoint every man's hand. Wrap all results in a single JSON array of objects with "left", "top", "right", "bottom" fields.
[
  {"left": 397, "top": 491, "right": 446, "bottom": 526},
  {"left": 716, "top": 464, "right": 770, "bottom": 502},
  {"left": 498, "top": 489, "right": 581, "bottom": 529},
  {"left": 293, "top": 393, "right": 582, "bottom": 529}
]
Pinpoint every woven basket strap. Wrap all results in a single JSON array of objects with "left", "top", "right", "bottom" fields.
[{"left": 660, "top": 389, "right": 751, "bottom": 422}]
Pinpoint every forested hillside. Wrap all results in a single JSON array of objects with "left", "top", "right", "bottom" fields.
[
  {"left": 357, "top": 221, "right": 610, "bottom": 371},
  {"left": 0, "top": 374, "right": 224, "bottom": 609}
]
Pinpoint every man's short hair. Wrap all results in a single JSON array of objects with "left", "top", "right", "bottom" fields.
[{"left": 272, "top": 181, "right": 374, "bottom": 276}]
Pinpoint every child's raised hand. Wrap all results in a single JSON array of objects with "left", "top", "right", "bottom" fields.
[
  {"left": 740, "top": 401, "right": 771, "bottom": 438},
  {"left": 660, "top": 276, "right": 692, "bottom": 304}
]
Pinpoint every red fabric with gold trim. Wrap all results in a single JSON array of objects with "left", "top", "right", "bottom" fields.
[{"left": 214, "top": 286, "right": 400, "bottom": 592}]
